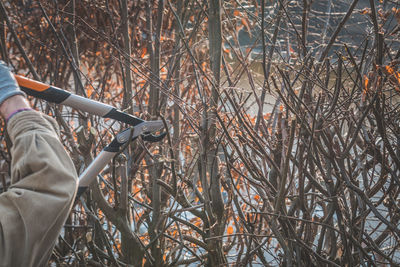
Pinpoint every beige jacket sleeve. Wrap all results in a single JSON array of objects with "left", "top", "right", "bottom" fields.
[{"left": 0, "top": 110, "right": 78, "bottom": 267}]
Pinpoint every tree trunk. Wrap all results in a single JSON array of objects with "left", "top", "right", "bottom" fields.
[
  {"left": 204, "top": 0, "right": 226, "bottom": 265},
  {"left": 121, "top": 0, "right": 133, "bottom": 113}
]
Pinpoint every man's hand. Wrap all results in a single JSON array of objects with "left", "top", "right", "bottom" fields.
[{"left": 0, "top": 61, "right": 29, "bottom": 119}]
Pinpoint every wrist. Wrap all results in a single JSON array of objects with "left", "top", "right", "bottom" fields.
[{"left": 0, "top": 95, "right": 31, "bottom": 119}]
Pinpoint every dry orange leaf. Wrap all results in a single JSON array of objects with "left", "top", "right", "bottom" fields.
[
  {"left": 241, "top": 18, "right": 251, "bottom": 34},
  {"left": 227, "top": 225, "right": 234, "bottom": 235},
  {"left": 364, "top": 75, "right": 369, "bottom": 90},
  {"left": 359, "top": 8, "right": 371, "bottom": 15},
  {"left": 385, "top": 65, "right": 394, "bottom": 74},
  {"left": 397, "top": 72, "right": 400, "bottom": 83},
  {"left": 141, "top": 47, "right": 147, "bottom": 58}
]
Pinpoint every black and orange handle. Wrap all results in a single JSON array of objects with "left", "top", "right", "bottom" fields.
[
  {"left": 14, "top": 74, "right": 144, "bottom": 126},
  {"left": 15, "top": 75, "right": 70, "bottom": 103}
]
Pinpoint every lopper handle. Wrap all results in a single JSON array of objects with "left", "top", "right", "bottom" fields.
[{"left": 14, "top": 74, "right": 144, "bottom": 126}]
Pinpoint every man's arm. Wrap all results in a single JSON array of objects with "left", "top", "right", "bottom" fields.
[
  {"left": 0, "top": 62, "right": 78, "bottom": 266},
  {"left": 0, "top": 94, "right": 30, "bottom": 120}
]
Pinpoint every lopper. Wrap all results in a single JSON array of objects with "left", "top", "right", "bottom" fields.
[{"left": 14, "top": 74, "right": 167, "bottom": 196}]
